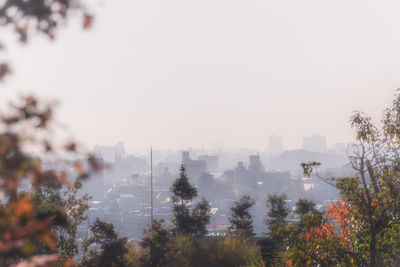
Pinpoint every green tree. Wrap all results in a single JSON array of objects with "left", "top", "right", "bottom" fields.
[
  {"left": 228, "top": 195, "right": 255, "bottom": 238},
  {"left": 293, "top": 198, "right": 322, "bottom": 231},
  {"left": 29, "top": 176, "right": 91, "bottom": 263},
  {"left": 265, "top": 194, "right": 288, "bottom": 238},
  {"left": 139, "top": 219, "right": 173, "bottom": 267},
  {"left": 294, "top": 198, "right": 316, "bottom": 217},
  {"left": 259, "top": 193, "right": 289, "bottom": 266},
  {"left": 58, "top": 180, "right": 92, "bottom": 262},
  {"left": 170, "top": 165, "right": 211, "bottom": 238},
  {"left": 171, "top": 165, "right": 198, "bottom": 206},
  {"left": 81, "top": 218, "right": 129, "bottom": 267},
  {"left": 284, "top": 198, "right": 323, "bottom": 266},
  {"left": 298, "top": 91, "right": 400, "bottom": 266},
  {"left": 0, "top": 97, "right": 99, "bottom": 266}
]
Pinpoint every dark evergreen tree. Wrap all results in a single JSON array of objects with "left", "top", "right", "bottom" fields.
[
  {"left": 139, "top": 220, "right": 173, "bottom": 267},
  {"left": 81, "top": 218, "right": 128, "bottom": 267},
  {"left": 191, "top": 198, "right": 211, "bottom": 237},
  {"left": 170, "top": 165, "right": 211, "bottom": 238},
  {"left": 265, "top": 193, "right": 288, "bottom": 236},
  {"left": 228, "top": 195, "right": 255, "bottom": 238},
  {"left": 258, "top": 193, "right": 289, "bottom": 266},
  {"left": 294, "top": 198, "right": 322, "bottom": 232},
  {"left": 282, "top": 198, "right": 323, "bottom": 266},
  {"left": 171, "top": 165, "right": 197, "bottom": 205},
  {"left": 294, "top": 198, "right": 316, "bottom": 217}
]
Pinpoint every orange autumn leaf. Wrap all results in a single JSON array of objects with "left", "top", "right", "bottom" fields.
[
  {"left": 42, "top": 233, "right": 56, "bottom": 250},
  {"left": 63, "top": 258, "right": 75, "bottom": 267},
  {"left": 74, "top": 162, "right": 84, "bottom": 174},
  {"left": 83, "top": 14, "right": 93, "bottom": 29},
  {"left": 13, "top": 196, "right": 33, "bottom": 216},
  {"left": 3, "top": 232, "right": 11, "bottom": 241}
]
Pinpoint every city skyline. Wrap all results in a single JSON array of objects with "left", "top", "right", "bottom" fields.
[
  {"left": 1, "top": 0, "right": 399, "bottom": 152},
  {"left": 93, "top": 134, "right": 348, "bottom": 161}
]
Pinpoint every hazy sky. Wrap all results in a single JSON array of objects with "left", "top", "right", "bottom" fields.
[{"left": 1, "top": 0, "right": 400, "bottom": 153}]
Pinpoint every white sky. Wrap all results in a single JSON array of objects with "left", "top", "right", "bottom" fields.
[{"left": 1, "top": 0, "right": 400, "bottom": 153}]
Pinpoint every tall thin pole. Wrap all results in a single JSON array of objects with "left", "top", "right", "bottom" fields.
[{"left": 150, "top": 146, "right": 153, "bottom": 224}]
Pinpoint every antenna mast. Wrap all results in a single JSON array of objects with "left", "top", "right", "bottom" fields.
[{"left": 150, "top": 146, "right": 153, "bottom": 223}]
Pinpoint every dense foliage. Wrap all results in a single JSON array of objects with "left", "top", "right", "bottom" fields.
[
  {"left": 80, "top": 218, "right": 129, "bottom": 267},
  {"left": 170, "top": 165, "right": 211, "bottom": 238},
  {"left": 130, "top": 221, "right": 265, "bottom": 267},
  {"left": 290, "top": 91, "right": 400, "bottom": 266},
  {"left": 0, "top": 97, "right": 99, "bottom": 266},
  {"left": 229, "top": 195, "right": 255, "bottom": 238}
]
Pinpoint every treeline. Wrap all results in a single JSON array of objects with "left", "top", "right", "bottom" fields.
[
  {"left": 79, "top": 166, "right": 265, "bottom": 267},
  {"left": 4, "top": 94, "right": 400, "bottom": 266},
  {"left": 20, "top": 162, "right": 320, "bottom": 267}
]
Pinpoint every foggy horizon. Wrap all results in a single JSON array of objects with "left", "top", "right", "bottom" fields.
[{"left": 1, "top": 0, "right": 399, "bottom": 153}]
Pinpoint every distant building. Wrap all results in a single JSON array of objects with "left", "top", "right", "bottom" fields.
[
  {"left": 234, "top": 161, "right": 249, "bottom": 189},
  {"left": 181, "top": 151, "right": 207, "bottom": 183},
  {"left": 115, "top": 142, "right": 126, "bottom": 161},
  {"left": 182, "top": 151, "right": 190, "bottom": 164},
  {"left": 268, "top": 135, "right": 283, "bottom": 155},
  {"left": 223, "top": 170, "right": 235, "bottom": 185},
  {"left": 248, "top": 155, "right": 264, "bottom": 173},
  {"left": 198, "top": 155, "right": 219, "bottom": 172},
  {"left": 94, "top": 142, "right": 126, "bottom": 162},
  {"left": 235, "top": 161, "right": 246, "bottom": 173},
  {"left": 303, "top": 134, "right": 327, "bottom": 153}
]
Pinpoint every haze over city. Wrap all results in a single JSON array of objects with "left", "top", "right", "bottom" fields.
[
  {"left": 4, "top": 0, "right": 400, "bottom": 265},
  {"left": 1, "top": 0, "right": 400, "bottom": 153}
]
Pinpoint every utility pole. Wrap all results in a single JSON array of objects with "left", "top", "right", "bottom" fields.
[{"left": 150, "top": 146, "right": 153, "bottom": 224}]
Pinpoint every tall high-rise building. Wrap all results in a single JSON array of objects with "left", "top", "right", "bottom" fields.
[
  {"left": 268, "top": 135, "right": 283, "bottom": 155},
  {"left": 303, "top": 134, "right": 327, "bottom": 153},
  {"left": 248, "top": 155, "right": 264, "bottom": 173}
]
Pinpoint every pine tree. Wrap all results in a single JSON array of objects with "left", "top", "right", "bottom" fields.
[
  {"left": 258, "top": 193, "right": 289, "bottom": 266},
  {"left": 228, "top": 195, "right": 255, "bottom": 238},
  {"left": 265, "top": 193, "right": 288, "bottom": 236},
  {"left": 171, "top": 165, "right": 197, "bottom": 205},
  {"left": 170, "top": 165, "right": 210, "bottom": 238}
]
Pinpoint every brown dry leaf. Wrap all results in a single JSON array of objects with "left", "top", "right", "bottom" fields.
[
  {"left": 64, "top": 142, "right": 77, "bottom": 152},
  {"left": 88, "top": 154, "right": 101, "bottom": 171},
  {"left": 0, "top": 63, "right": 11, "bottom": 81}
]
